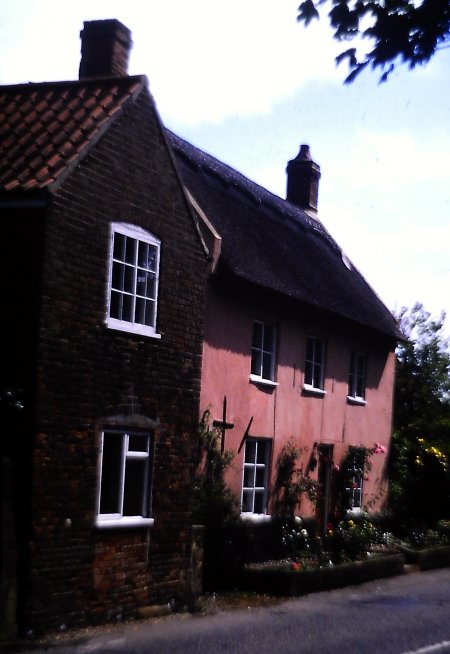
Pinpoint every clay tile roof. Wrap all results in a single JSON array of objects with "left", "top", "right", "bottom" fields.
[{"left": 0, "top": 75, "right": 144, "bottom": 192}]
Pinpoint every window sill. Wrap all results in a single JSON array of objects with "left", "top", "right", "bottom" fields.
[
  {"left": 239, "top": 512, "right": 272, "bottom": 523},
  {"left": 105, "top": 319, "right": 162, "bottom": 340},
  {"left": 249, "top": 374, "right": 278, "bottom": 388},
  {"left": 302, "top": 384, "right": 326, "bottom": 397},
  {"left": 96, "top": 516, "right": 155, "bottom": 529},
  {"left": 347, "top": 396, "right": 367, "bottom": 406}
]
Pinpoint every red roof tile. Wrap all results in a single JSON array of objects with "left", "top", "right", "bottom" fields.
[{"left": 0, "top": 76, "right": 144, "bottom": 192}]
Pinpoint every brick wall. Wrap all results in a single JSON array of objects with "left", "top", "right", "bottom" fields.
[{"left": 19, "top": 88, "right": 206, "bottom": 633}]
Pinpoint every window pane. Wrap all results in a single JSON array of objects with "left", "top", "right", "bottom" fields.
[
  {"left": 123, "top": 459, "right": 147, "bottom": 516},
  {"left": 262, "top": 352, "right": 273, "bottom": 380},
  {"left": 110, "top": 290, "right": 122, "bottom": 320},
  {"left": 136, "top": 271, "right": 156, "bottom": 299},
  {"left": 144, "top": 300, "right": 156, "bottom": 327},
  {"left": 111, "top": 261, "right": 125, "bottom": 291},
  {"left": 243, "top": 466, "right": 254, "bottom": 488},
  {"left": 100, "top": 435, "right": 123, "bottom": 514},
  {"left": 242, "top": 490, "right": 253, "bottom": 513},
  {"left": 251, "top": 349, "right": 262, "bottom": 376},
  {"left": 124, "top": 236, "right": 136, "bottom": 264},
  {"left": 245, "top": 440, "right": 256, "bottom": 463},
  {"left": 128, "top": 434, "right": 149, "bottom": 452},
  {"left": 256, "top": 442, "right": 267, "bottom": 464},
  {"left": 313, "top": 363, "right": 322, "bottom": 389},
  {"left": 305, "top": 360, "right": 313, "bottom": 385},
  {"left": 263, "top": 325, "right": 274, "bottom": 351},
  {"left": 252, "top": 322, "right": 263, "bottom": 348},
  {"left": 113, "top": 233, "right": 126, "bottom": 261},
  {"left": 138, "top": 242, "right": 157, "bottom": 271},
  {"left": 123, "top": 265, "right": 135, "bottom": 294},
  {"left": 122, "top": 293, "right": 133, "bottom": 322},
  {"left": 254, "top": 491, "right": 265, "bottom": 514},
  {"left": 255, "top": 467, "right": 265, "bottom": 487}
]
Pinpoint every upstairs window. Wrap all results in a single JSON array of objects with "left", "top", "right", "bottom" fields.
[
  {"left": 250, "top": 321, "right": 277, "bottom": 383},
  {"left": 241, "top": 438, "right": 271, "bottom": 514},
  {"left": 106, "top": 223, "right": 161, "bottom": 338},
  {"left": 97, "top": 429, "right": 153, "bottom": 528},
  {"left": 348, "top": 352, "right": 367, "bottom": 403},
  {"left": 304, "top": 336, "right": 325, "bottom": 392}
]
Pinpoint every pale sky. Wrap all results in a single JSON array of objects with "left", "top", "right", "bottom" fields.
[{"left": 1, "top": 0, "right": 449, "bottom": 335}]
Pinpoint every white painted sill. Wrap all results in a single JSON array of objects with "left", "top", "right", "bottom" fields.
[
  {"left": 249, "top": 374, "right": 279, "bottom": 388},
  {"left": 302, "top": 384, "right": 326, "bottom": 397},
  {"left": 96, "top": 516, "right": 155, "bottom": 529},
  {"left": 347, "top": 396, "right": 367, "bottom": 406},
  {"left": 105, "top": 318, "right": 162, "bottom": 340},
  {"left": 239, "top": 512, "right": 272, "bottom": 523}
]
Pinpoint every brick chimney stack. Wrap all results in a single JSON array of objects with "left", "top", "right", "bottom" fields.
[
  {"left": 79, "top": 19, "right": 132, "bottom": 79},
  {"left": 286, "top": 144, "right": 321, "bottom": 215}
]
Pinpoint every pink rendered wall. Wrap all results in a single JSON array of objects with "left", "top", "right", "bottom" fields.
[{"left": 200, "top": 283, "right": 396, "bottom": 518}]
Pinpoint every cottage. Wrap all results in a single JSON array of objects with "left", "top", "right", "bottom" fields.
[
  {"left": 1, "top": 16, "right": 401, "bottom": 637},
  {"left": 169, "top": 132, "right": 400, "bottom": 530},
  {"left": 0, "top": 20, "right": 207, "bottom": 636}
]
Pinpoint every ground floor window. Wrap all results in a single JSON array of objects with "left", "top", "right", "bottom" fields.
[
  {"left": 345, "top": 447, "right": 366, "bottom": 510},
  {"left": 241, "top": 438, "right": 271, "bottom": 514},
  {"left": 97, "top": 429, "right": 153, "bottom": 527}
]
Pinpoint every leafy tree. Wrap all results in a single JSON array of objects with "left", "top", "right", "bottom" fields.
[
  {"left": 192, "top": 411, "right": 238, "bottom": 528},
  {"left": 389, "top": 303, "right": 450, "bottom": 526},
  {"left": 297, "top": 0, "right": 450, "bottom": 81}
]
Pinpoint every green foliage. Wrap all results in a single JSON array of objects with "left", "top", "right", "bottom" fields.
[
  {"left": 389, "top": 303, "right": 450, "bottom": 525},
  {"left": 297, "top": 0, "right": 450, "bottom": 82},
  {"left": 271, "top": 440, "right": 320, "bottom": 517},
  {"left": 324, "top": 516, "right": 385, "bottom": 563},
  {"left": 191, "top": 410, "right": 238, "bottom": 528}
]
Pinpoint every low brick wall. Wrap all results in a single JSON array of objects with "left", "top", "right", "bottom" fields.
[
  {"left": 400, "top": 545, "right": 450, "bottom": 570},
  {"left": 238, "top": 554, "right": 406, "bottom": 597}
]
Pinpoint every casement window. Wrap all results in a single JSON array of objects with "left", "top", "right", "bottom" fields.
[
  {"left": 250, "top": 321, "right": 277, "bottom": 384},
  {"left": 348, "top": 352, "right": 367, "bottom": 403},
  {"left": 106, "top": 223, "right": 161, "bottom": 338},
  {"left": 241, "top": 438, "right": 271, "bottom": 514},
  {"left": 97, "top": 429, "right": 154, "bottom": 528},
  {"left": 345, "top": 447, "right": 366, "bottom": 511},
  {"left": 304, "top": 336, "right": 325, "bottom": 392}
]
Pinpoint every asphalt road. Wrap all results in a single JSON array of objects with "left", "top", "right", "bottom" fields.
[{"left": 20, "top": 568, "right": 450, "bottom": 654}]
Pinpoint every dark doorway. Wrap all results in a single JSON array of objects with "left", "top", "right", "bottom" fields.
[{"left": 317, "top": 444, "right": 334, "bottom": 535}]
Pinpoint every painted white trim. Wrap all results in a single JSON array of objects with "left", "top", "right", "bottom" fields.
[
  {"left": 96, "top": 516, "right": 154, "bottom": 529},
  {"left": 249, "top": 374, "right": 279, "bottom": 388},
  {"left": 347, "top": 396, "right": 367, "bottom": 406},
  {"left": 303, "top": 384, "right": 326, "bottom": 396},
  {"left": 105, "top": 222, "right": 161, "bottom": 338},
  {"left": 239, "top": 513, "right": 272, "bottom": 523}
]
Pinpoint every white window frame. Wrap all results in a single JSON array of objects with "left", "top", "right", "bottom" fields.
[
  {"left": 96, "top": 429, "right": 154, "bottom": 528},
  {"left": 348, "top": 352, "right": 367, "bottom": 405},
  {"left": 250, "top": 321, "right": 278, "bottom": 386},
  {"left": 241, "top": 438, "right": 271, "bottom": 515},
  {"left": 106, "top": 223, "right": 161, "bottom": 339},
  {"left": 303, "top": 336, "right": 326, "bottom": 393}
]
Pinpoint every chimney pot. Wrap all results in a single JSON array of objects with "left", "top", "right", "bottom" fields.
[
  {"left": 286, "top": 144, "right": 321, "bottom": 215},
  {"left": 79, "top": 19, "right": 132, "bottom": 80}
]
